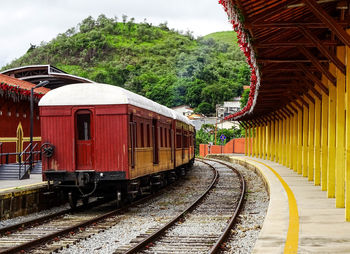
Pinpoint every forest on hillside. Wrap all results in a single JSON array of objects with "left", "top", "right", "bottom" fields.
[{"left": 3, "top": 15, "right": 250, "bottom": 115}]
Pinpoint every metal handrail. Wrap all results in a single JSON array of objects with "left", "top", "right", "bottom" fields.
[{"left": 19, "top": 143, "right": 40, "bottom": 179}]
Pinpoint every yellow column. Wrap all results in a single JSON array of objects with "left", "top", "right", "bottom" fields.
[
  {"left": 286, "top": 115, "right": 291, "bottom": 168},
  {"left": 266, "top": 122, "right": 270, "bottom": 160},
  {"left": 297, "top": 105, "right": 303, "bottom": 175},
  {"left": 260, "top": 125, "right": 265, "bottom": 159},
  {"left": 293, "top": 111, "right": 298, "bottom": 171},
  {"left": 289, "top": 110, "right": 295, "bottom": 170},
  {"left": 308, "top": 97, "right": 315, "bottom": 181},
  {"left": 288, "top": 112, "right": 294, "bottom": 170},
  {"left": 271, "top": 120, "right": 275, "bottom": 161},
  {"left": 275, "top": 118, "right": 279, "bottom": 162},
  {"left": 302, "top": 101, "right": 309, "bottom": 177},
  {"left": 258, "top": 125, "right": 262, "bottom": 158},
  {"left": 279, "top": 117, "right": 283, "bottom": 164},
  {"left": 248, "top": 126, "right": 251, "bottom": 156},
  {"left": 345, "top": 38, "right": 350, "bottom": 221},
  {"left": 254, "top": 126, "right": 257, "bottom": 158},
  {"left": 245, "top": 127, "right": 248, "bottom": 156},
  {"left": 263, "top": 124, "right": 267, "bottom": 160},
  {"left": 328, "top": 63, "right": 336, "bottom": 198},
  {"left": 282, "top": 116, "right": 286, "bottom": 166},
  {"left": 321, "top": 86, "right": 329, "bottom": 191},
  {"left": 314, "top": 89, "right": 322, "bottom": 186},
  {"left": 335, "top": 46, "right": 346, "bottom": 208}
]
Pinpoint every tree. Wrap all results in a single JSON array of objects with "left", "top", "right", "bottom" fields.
[{"left": 240, "top": 88, "right": 250, "bottom": 109}]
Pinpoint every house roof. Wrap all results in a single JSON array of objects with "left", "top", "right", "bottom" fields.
[{"left": 0, "top": 73, "right": 49, "bottom": 100}]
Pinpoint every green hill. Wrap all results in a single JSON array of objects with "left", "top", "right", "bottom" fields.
[
  {"left": 203, "top": 31, "right": 238, "bottom": 46},
  {"left": 3, "top": 15, "right": 249, "bottom": 114}
]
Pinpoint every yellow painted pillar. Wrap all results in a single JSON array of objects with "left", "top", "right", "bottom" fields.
[
  {"left": 345, "top": 38, "right": 350, "bottom": 221},
  {"left": 270, "top": 120, "right": 274, "bottom": 160},
  {"left": 286, "top": 115, "right": 291, "bottom": 168},
  {"left": 278, "top": 117, "right": 283, "bottom": 164},
  {"left": 245, "top": 127, "right": 248, "bottom": 156},
  {"left": 260, "top": 125, "right": 265, "bottom": 159},
  {"left": 314, "top": 89, "right": 322, "bottom": 186},
  {"left": 281, "top": 116, "right": 286, "bottom": 166},
  {"left": 321, "top": 86, "right": 329, "bottom": 191},
  {"left": 288, "top": 112, "right": 294, "bottom": 170},
  {"left": 302, "top": 101, "right": 309, "bottom": 177},
  {"left": 328, "top": 63, "right": 337, "bottom": 198},
  {"left": 297, "top": 105, "right": 303, "bottom": 175},
  {"left": 266, "top": 122, "right": 270, "bottom": 160},
  {"left": 308, "top": 97, "right": 315, "bottom": 181},
  {"left": 275, "top": 118, "right": 279, "bottom": 162},
  {"left": 289, "top": 111, "right": 295, "bottom": 170},
  {"left": 335, "top": 46, "right": 346, "bottom": 208},
  {"left": 258, "top": 125, "right": 262, "bottom": 158},
  {"left": 294, "top": 111, "right": 298, "bottom": 171},
  {"left": 248, "top": 126, "right": 251, "bottom": 156},
  {"left": 254, "top": 126, "right": 258, "bottom": 158},
  {"left": 264, "top": 124, "right": 267, "bottom": 160}
]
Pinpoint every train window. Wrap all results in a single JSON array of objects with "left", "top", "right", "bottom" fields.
[
  {"left": 176, "top": 133, "right": 182, "bottom": 148},
  {"left": 146, "top": 124, "right": 151, "bottom": 147},
  {"left": 77, "top": 113, "right": 91, "bottom": 140},
  {"left": 160, "top": 127, "right": 163, "bottom": 147},
  {"left": 140, "top": 123, "right": 144, "bottom": 147},
  {"left": 164, "top": 128, "right": 167, "bottom": 147},
  {"left": 169, "top": 129, "right": 172, "bottom": 148}
]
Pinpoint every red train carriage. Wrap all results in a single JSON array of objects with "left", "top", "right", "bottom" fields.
[{"left": 39, "top": 83, "right": 195, "bottom": 207}]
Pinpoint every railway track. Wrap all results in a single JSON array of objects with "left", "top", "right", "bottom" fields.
[
  {"left": 0, "top": 162, "right": 213, "bottom": 254},
  {"left": 114, "top": 159, "right": 246, "bottom": 254}
]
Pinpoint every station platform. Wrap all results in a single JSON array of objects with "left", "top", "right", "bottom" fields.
[
  {"left": 217, "top": 154, "right": 350, "bottom": 254},
  {"left": 0, "top": 174, "right": 46, "bottom": 194}
]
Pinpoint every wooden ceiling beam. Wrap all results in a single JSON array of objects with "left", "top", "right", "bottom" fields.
[
  {"left": 302, "top": 0, "right": 350, "bottom": 46},
  {"left": 248, "top": 21, "right": 349, "bottom": 29},
  {"left": 255, "top": 41, "right": 339, "bottom": 47},
  {"left": 251, "top": 1, "right": 299, "bottom": 24},
  {"left": 296, "top": 63, "right": 329, "bottom": 95},
  {"left": 302, "top": 78, "right": 323, "bottom": 100},
  {"left": 258, "top": 59, "right": 328, "bottom": 63},
  {"left": 298, "top": 26, "right": 346, "bottom": 74},
  {"left": 297, "top": 46, "right": 337, "bottom": 85}
]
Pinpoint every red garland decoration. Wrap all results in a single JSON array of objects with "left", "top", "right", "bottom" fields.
[
  {"left": 0, "top": 82, "right": 44, "bottom": 101},
  {"left": 219, "top": 0, "right": 260, "bottom": 121}
]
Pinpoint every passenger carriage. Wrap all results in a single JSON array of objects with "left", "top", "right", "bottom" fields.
[{"left": 38, "top": 83, "right": 195, "bottom": 207}]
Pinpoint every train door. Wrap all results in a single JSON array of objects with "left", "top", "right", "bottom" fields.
[
  {"left": 152, "top": 119, "right": 159, "bottom": 164},
  {"left": 75, "top": 109, "right": 93, "bottom": 170}
]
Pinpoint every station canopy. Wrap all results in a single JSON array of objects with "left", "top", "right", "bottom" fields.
[
  {"left": 1, "top": 65, "right": 93, "bottom": 90},
  {"left": 220, "top": 0, "right": 350, "bottom": 121}
]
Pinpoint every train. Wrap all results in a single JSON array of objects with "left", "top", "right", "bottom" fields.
[{"left": 38, "top": 83, "right": 195, "bottom": 208}]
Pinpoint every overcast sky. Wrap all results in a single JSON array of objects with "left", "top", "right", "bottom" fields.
[{"left": 0, "top": 0, "right": 233, "bottom": 68}]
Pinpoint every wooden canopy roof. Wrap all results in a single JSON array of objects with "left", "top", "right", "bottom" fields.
[{"left": 222, "top": 0, "right": 350, "bottom": 121}]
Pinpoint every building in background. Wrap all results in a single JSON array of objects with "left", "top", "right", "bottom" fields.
[
  {"left": 0, "top": 74, "right": 49, "bottom": 161},
  {"left": 216, "top": 97, "right": 241, "bottom": 119},
  {"left": 171, "top": 105, "right": 194, "bottom": 117}
]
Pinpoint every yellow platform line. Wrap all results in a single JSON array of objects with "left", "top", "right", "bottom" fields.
[{"left": 248, "top": 158, "right": 299, "bottom": 254}]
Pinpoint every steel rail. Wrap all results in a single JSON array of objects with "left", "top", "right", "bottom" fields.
[
  {"left": 119, "top": 158, "right": 245, "bottom": 254},
  {"left": 120, "top": 159, "right": 220, "bottom": 254},
  {"left": 0, "top": 180, "right": 180, "bottom": 254},
  {"left": 0, "top": 198, "right": 106, "bottom": 236},
  {"left": 206, "top": 158, "right": 246, "bottom": 253}
]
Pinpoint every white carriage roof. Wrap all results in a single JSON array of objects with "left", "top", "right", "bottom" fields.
[{"left": 39, "top": 83, "right": 193, "bottom": 125}]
